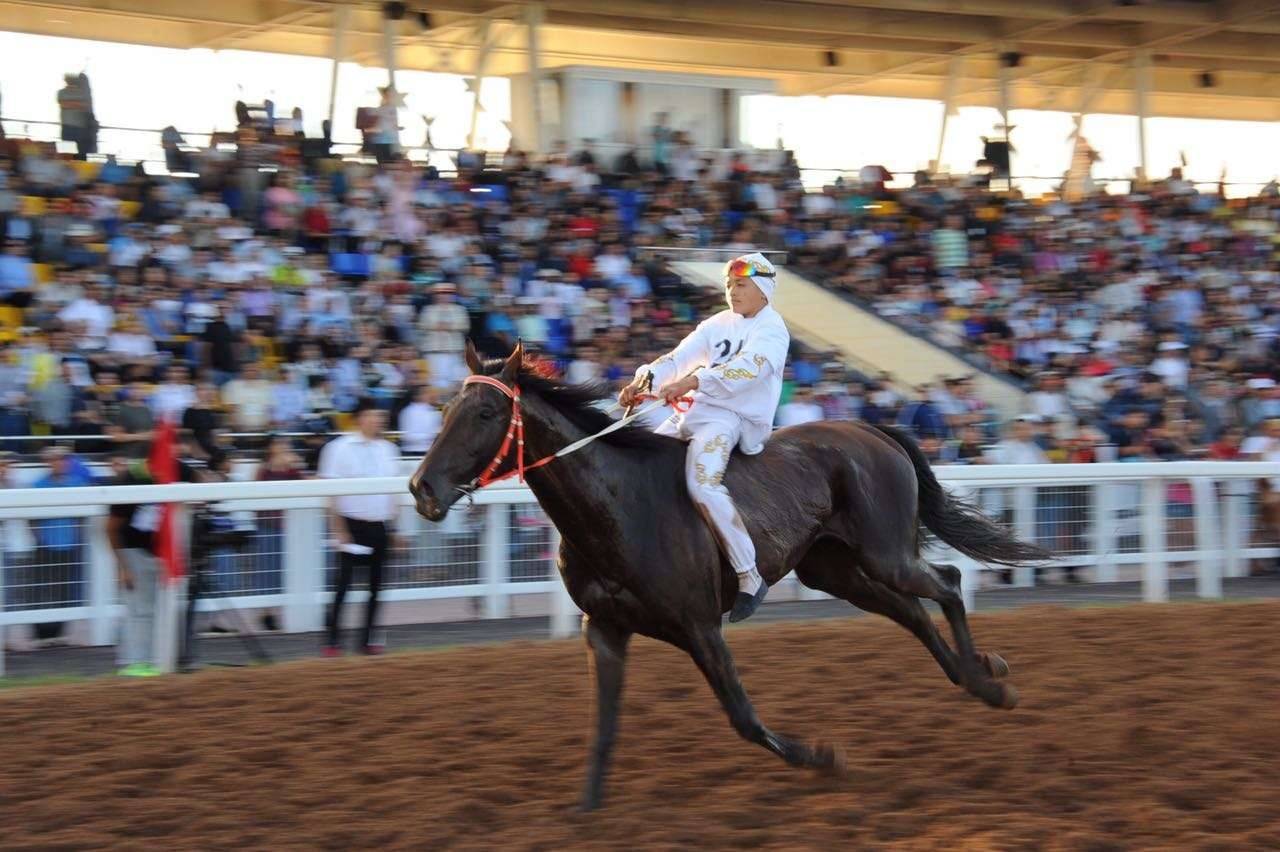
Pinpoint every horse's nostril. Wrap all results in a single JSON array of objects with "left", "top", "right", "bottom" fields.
[{"left": 409, "top": 473, "right": 432, "bottom": 500}]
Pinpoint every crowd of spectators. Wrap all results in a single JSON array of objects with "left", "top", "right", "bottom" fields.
[
  {"left": 786, "top": 169, "right": 1280, "bottom": 465},
  {"left": 1, "top": 112, "right": 1279, "bottom": 475}
]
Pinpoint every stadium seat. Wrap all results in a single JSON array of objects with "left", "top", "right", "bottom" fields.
[
  {"left": 331, "top": 253, "right": 371, "bottom": 278},
  {"left": 31, "top": 264, "right": 53, "bottom": 285},
  {"left": 20, "top": 196, "right": 47, "bottom": 217},
  {"left": 118, "top": 200, "right": 141, "bottom": 219},
  {"left": 0, "top": 306, "right": 22, "bottom": 332},
  {"left": 72, "top": 161, "right": 101, "bottom": 182}
]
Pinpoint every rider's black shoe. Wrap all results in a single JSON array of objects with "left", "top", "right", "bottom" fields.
[{"left": 728, "top": 582, "right": 769, "bottom": 623}]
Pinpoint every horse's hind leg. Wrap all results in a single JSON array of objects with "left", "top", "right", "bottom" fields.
[
  {"left": 868, "top": 555, "right": 1017, "bottom": 709},
  {"left": 684, "top": 626, "right": 842, "bottom": 773},
  {"left": 795, "top": 541, "right": 964, "bottom": 687}
]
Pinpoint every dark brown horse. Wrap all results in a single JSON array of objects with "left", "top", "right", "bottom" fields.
[{"left": 410, "top": 342, "right": 1047, "bottom": 811}]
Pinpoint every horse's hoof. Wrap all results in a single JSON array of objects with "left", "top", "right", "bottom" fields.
[
  {"left": 996, "top": 682, "right": 1019, "bottom": 710},
  {"left": 813, "top": 742, "right": 848, "bottom": 777},
  {"left": 980, "top": 651, "right": 1011, "bottom": 680}
]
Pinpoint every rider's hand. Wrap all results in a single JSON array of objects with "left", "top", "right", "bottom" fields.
[
  {"left": 618, "top": 378, "right": 646, "bottom": 409},
  {"left": 661, "top": 374, "right": 698, "bottom": 404}
]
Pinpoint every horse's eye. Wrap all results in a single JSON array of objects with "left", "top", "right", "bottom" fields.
[{"left": 479, "top": 406, "right": 498, "bottom": 420}]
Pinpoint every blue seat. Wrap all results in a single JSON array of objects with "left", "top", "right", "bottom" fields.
[{"left": 331, "top": 253, "right": 370, "bottom": 277}]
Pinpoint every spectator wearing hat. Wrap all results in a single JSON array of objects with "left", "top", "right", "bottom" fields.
[
  {"left": 1242, "top": 379, "right": 1280, "bottom": 432},
  {"left": 318, "top": 397, "right": 401, "bottom": 656},
  {"left": 986, "top": 416, "right": 1049, "bottom": 466},
  {"left": 418, "top": 283, "right": 469, "bottom": 388},
  {"left": 1151, "top": 341, "right": 1190, "bottom": 389}
]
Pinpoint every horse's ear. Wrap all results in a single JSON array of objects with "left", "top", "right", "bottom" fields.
[
  {"left": 464, "top": 339, "right": 483, "bottom": 375},
  {"left": 500, "top": 339, "right": 523, "bottom": 384}
]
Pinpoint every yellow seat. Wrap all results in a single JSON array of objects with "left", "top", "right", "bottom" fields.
[
  {"left": 871, "top": 200, "right": 900, "bottom": 216},
  {"left": 31, "top": 263, "right": 53, "bottom": 285},
  {"left": 119, "top": 200, "right": 141, "bottom": 219},
  {"left": 72, "top": 160, "right": 101, "bottom": 182},
  {"left": 20, "top": 196, "right": 47, "bottom": 217},
  {"left": 0, "top": 306, "right": 22, "bottom": 330}
]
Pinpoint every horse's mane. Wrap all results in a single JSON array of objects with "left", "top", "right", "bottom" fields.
[{"left": 480, "top": 358, "right": 679, "bottom": 452}]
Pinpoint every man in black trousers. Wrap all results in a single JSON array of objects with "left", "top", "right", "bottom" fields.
[{"left": 318, "top": 398, "right": 401, "bottom": 656}]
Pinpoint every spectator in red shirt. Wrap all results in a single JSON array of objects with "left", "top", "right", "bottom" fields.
[{"left": 1207, "top": 425, "right": 1244, "bottom": 460}]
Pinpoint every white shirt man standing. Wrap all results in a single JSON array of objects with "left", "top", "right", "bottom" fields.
[{"left": 318, "top": 398, "right": 401, "bottom": 656}]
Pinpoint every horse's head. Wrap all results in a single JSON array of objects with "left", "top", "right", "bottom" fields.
[{"left": 409, "top": 340, "right": 522, "bottom": 521}]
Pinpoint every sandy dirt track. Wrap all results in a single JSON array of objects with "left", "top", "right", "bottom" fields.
[{"left": 3, "top": 601, "right": 1280, "bottom": 850}]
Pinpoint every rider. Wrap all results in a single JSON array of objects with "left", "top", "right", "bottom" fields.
[{"left": 618, "top": 252, "right": 790, "bottom": 623}]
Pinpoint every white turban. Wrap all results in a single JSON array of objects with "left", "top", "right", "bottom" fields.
[{"left": 724, "top": 252, "right": 777, "bottom": 305}]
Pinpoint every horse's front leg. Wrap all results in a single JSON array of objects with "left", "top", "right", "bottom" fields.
[
  {"left": 686, "top": 626, "right": 843, "bottom": 772},
  {"left": 581, "top": 615, "right": 632, "bottom": 811}
]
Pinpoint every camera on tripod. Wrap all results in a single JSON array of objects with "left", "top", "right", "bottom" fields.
[{"left": 189, "top": 504, "right": 254, "bottom": 569}]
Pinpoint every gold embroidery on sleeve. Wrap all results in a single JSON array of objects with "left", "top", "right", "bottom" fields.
[{"left": 712, "top": 353, "right": 768, "bottom": 381}]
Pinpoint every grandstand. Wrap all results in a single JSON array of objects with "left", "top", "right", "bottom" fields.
[{"left": 5, "top": 6, "right": 1280, "bottom": 849}]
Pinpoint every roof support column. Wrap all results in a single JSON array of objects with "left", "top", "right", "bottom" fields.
[
  {"left": 935, "top": 55, "right": 962, "bottom": 172},
  {"left": 383, "top": 5, "right": 398, "bottom": 91},
  {"left": 467, "top": 19, "right": 495, "bottom": 149},
  {"left": 526, "top": 2, "right": 545, "bottom": 155},
  {"left": 1134, "top": 49, "right": 1151, "bottom": 181},
  {"left": 997, "top": 55, "right": 1012, "bottom": 147},
  {"left": 326, "top": 3, "right": 349, "bottom": 128}
]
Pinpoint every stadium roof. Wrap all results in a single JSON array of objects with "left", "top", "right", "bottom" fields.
[{"left": 3, "top": 0, "right": 1279, "bottom": 121}]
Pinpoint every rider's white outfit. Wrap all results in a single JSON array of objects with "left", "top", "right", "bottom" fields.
[{"left": 636, "top": 254, "right": 789, "bottom": 579}]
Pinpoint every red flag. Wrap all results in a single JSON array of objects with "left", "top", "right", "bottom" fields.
[{"left": 148, "top": 419, "right": 185, "bottom": 584}]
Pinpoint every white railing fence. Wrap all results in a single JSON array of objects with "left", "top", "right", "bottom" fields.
[{"left": 0, "top": 462, "right": 1277, "bottom": 676}]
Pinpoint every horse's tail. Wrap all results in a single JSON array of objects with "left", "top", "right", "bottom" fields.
[{"left": 873, "top": 424, "right": 1050, "bottom": 566}]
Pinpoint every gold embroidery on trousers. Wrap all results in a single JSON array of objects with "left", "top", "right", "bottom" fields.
[
  {"left": 694, "top": 434, "right": 732, "bottom": 487},
  {"left": 701, "top": 434, "right": 729, "bottom": 455},
  {"left": 694, "top": 462, "right": 724, "bottom": 487}
]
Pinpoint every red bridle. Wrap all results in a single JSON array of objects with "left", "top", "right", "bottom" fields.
[
  {"left": 462, "top": 374, "right": 557, "bottom": 486},
  {"left": 461, "top": 373, "right": 694, "bottom": 487}
]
